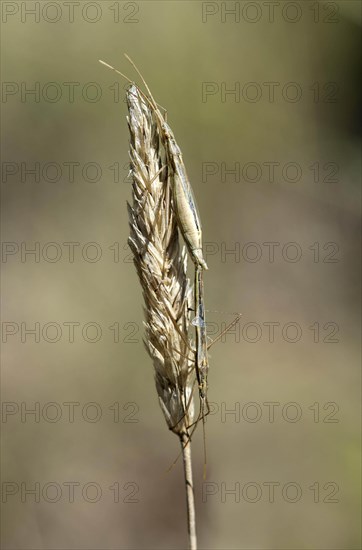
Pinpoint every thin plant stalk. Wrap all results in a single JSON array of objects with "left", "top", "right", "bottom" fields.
[{"left": 181, "top": 433, "right": 197, "bottom": 550}]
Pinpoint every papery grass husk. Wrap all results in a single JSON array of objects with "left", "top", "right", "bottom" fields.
[
  {"left": 126, "top": 83, "right": 197, "bottom": 549},
  {"left": 126, "top": 84, "right": 195, "bottom": 437}
]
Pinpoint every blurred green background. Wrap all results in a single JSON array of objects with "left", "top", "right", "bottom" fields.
[{"left": 1, "top": 1, "right": 361, "bottom": 548}]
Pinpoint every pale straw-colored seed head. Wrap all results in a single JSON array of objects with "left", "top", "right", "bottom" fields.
[{"left": 126, "top": 84, "right": 195, "bottom": 436}]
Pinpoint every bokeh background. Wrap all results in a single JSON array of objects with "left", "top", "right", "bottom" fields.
[{"left": 1, "top": 1, "right": 361, "bottom": 548}]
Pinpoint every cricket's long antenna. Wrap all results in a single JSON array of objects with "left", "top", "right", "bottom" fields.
[
  {"left": 99, "top": 57, "right": 166, "bottom": 122},
  {"left": 99, "top": 59, "right": 134, "bottom": 86},
  {"left": 99, "top": 59, "right": 155, "bottom": 114},
  {"left": 124, "top": 53, "right": 158, "bottom": 111}
]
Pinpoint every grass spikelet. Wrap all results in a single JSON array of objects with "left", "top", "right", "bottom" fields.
[
  {"left": 126, "top": 83, "right": 197, "bottom": 548},
  {"left": 126, "top": 84, "right": 195, "bottom": 436}
]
